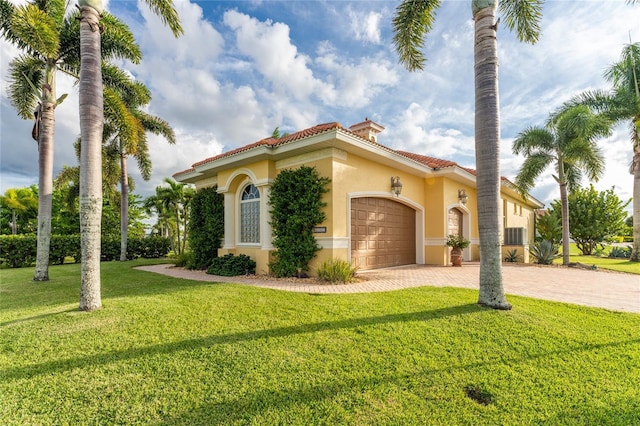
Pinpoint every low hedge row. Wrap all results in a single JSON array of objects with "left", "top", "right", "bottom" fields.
[{"left": 0, "top": 235, "right": 171, "bottom": 268}]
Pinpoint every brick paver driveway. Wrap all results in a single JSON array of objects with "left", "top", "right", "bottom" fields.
[{"left": 137, "top": 263, "right": 640, "bottom": 313}]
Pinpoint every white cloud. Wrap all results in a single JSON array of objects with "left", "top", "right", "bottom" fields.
[
  {"left": 349, "top": 9, "right": 382, "bottom": 44},
  {"left": 223, "top": 10, "right": 336, "bottom": 103},
  {"left": 315, "top": 44, "right": 398, "bottom": 108}
]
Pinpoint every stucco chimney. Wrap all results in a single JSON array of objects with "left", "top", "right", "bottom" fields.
[{"left": 348, "top": 117, "right": 385, "bottom": 143}]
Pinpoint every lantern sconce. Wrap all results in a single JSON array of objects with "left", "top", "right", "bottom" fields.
[
  {"left": 458, "top": 189, "right": 468, "bottom": 205},
  {"left": 391, "top": 176, "right": 403, "bottom": 196}
]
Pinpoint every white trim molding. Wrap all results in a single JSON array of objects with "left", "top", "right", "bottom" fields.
[{"left": 316, "top": 237, "right": 349, "bottom": 249}]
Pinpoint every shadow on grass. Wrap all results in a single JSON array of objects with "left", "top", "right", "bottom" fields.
[
  {"left": 1, "top": 303, "right": 481, "bottom": 382},
  {"left": 0, "top": 262, "right": 224, "bottom": 314},
  {"left": 1, "top": 308, "right": 77, "bottom": 327},
  {"left": 163, "top": 336, "right": 640, "bottom": 425}
]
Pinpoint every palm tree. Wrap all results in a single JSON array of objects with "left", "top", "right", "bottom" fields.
[
  {"left": 77, "top": 0, "right": 182, "bottom": 311},
  {"left": 102, "top": 67, "right": 176, "bottom": 260},
  {"left": 143, "top": 192, "right": 173, "bottom": 240},
  {"left": 0, "top": 186, "right": 38, "bottom": 235},
  {"left": 1, "top": 0, "right": 141, "bottom": 282},
  {"left": 153, "top": 178, "right": 194, "bottom": 255},
  {"left": 571, "top": 42, "right": 640, "bottom": 261},
  {"left": 513, "top": 104, "right": 611, "bottom": 265},
  {"left": 392, "top": 0, "right": 543, "bottom": 310},
  {"left": 1, "top": 0, "right": 75, "bottom": 280}
]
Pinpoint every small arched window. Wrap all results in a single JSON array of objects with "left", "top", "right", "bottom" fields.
[{"left": 240, "top": 184, "right": 260, "bottom": 243}]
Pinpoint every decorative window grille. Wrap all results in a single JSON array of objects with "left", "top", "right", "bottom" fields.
[{"left": 240, "top": 184, "right": 260, "bottom": 243}]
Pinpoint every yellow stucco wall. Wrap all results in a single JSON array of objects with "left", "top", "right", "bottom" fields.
[{"left": 191, "top": 143, "right": 538, "bottom": 275}]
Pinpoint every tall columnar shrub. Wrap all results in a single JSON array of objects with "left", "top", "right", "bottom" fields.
[
  {"left": 188, "top": 186, "right": 224, "bottom": 269},
  {"left": 269, "top": 166, "right": 330, "bottom": 277}
]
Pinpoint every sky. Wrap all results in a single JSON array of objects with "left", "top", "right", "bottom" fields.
[{"left": 1, "top": 0, "right": 638, "bottom": 213}]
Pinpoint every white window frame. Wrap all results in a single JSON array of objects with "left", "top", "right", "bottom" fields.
[{"left": 239, "top": 183, "right": 260, "bottom": 245}]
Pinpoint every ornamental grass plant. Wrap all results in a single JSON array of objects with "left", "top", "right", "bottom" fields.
[{"left": 1, "top": 260, "right": 638, "bottom": 425}]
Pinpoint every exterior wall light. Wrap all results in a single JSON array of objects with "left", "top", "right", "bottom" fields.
[
  {"left": 391, "top": 176, "right": 403, "bottom": 196},
  {"left": 458, "top": 189, "right": 468, "bottom": 205}
]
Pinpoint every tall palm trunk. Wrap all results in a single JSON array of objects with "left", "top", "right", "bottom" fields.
[
  {"left": 632, "top": 148, "right": 640, "bottom": 261},
  {"left": 10, "top": 210, "right": 17, "bottom": 235},
  {"left": 473, "top": 3, "right": 511, "bottom": 310},
  {"left": 33, "top": 99, "right": 54, "bottom": 280},
  {"left": 78, "top": 4, "right": 103, "bottom": 311},
  {"left": 175, "top": 207, "right": 181, "bottom": 255},
  {"left": 33, "top": 66, "right": 57, "bottom": 281},
  {"left": 557, "top": 160, "right": 571, "bottom": 265},
  {"left": 120, "top": 151, "right": 129, "bottom": 261}
]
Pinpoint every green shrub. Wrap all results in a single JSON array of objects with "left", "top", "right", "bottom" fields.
[
  {"left": 0, "top": 234, "right": 170, "bottom": 267},
  {"left": 503, "top": 249, "right": 521, "bottom": 263},
  {"left": 174, "top": 251, "right": 193, "bottom": 267},
  {"left": 139, "top": 236, "right": 172, "bottom": 258},
  {"left": 0, "top": 235, "right": 36, "bottom": 268},
  {"left": 609, "top": 246, "right": 632, "bottom": 259},
  {"left": 529, "top": 240, "right": 558, "bottom": 265},
  {"left": 593, "top": 246, "right": 607, "bottom": 257},
  {"left": 50, "top": 235, "right": 81, "bottom": 264},
  {"left": 269, "top": 166, "right": 330, "bottom": 277},
  {"left": 188, "top": 186, "right": 224, "bottom": 270},
  {"left": 317, "top": 258, "right": 358, "bottom": 283},
  {"left": 207, "top": 254, "right": 256, "bottom": 276}
]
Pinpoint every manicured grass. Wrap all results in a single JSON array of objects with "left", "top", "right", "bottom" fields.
[
  {"left": 555, "top": 255, "right": 640, "bottom": 274},
  {"left": 1, "top": 260, "right": 639, "bottom": 425},
  {"left": 555, "top": 244, "right": 639, "bottom": 274}
]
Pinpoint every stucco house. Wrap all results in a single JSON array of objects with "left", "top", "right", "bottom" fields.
[{"left": 174, "top": 119, "right": 543, "bottom": 274}]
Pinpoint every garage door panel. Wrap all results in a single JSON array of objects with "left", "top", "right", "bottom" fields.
[{"left": 351, "top": 197, "right": 416, "bottom": 270}]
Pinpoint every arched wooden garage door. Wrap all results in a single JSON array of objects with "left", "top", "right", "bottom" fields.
[{"left": 351, "top": 197, "right": 416, "bottom": 270}]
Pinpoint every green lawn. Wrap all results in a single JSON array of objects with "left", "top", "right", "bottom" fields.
[
  {"left": 555, "top": 244, "right": 639, "bottom": 274},
  {"left": 1, "top": 260, "right": 639, "bottom": 425}
]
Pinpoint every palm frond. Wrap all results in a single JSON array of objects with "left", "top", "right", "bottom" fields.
[
  {"left": 142, "top": 0, "right": 183, "bottom": 37},
  {"left": 103, "top": 86, "right": 139, "bottom": 150},
  {"left": 11, "top": 4, "right": 59, "bottom": 58},
  {"left": 57, "top": 9, "right": 80, "bottom": 71},
  {"left": 135, "top": 111, "right": 176, "bottom": 144},
  {"left": 134, "top": 136, "right": 152, "bottom": 181},
  {"left": 101, "top": 12, "right": 142, "bottom": 64},
  {"left": 499, "top": 0, "right": 543, "bottom": 44},
  {"left": 515, "top": 152, "right": 553, "bottom": 195},
  {"left": 392, "top": 0, "right": 440, "bottom": 72},
  {"left": 512, "top": 126, "right": 555, "bottom": 156},
  {"left": 8, "top": 54, "right": 43, "bottom": 119},
  {"left": 33, "top": 0, "right": 66, "bottom": 31}
]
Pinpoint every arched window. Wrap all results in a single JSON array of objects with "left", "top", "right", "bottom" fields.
[{"left": 240, "top": 184, "right": 260, "bottom": 243}]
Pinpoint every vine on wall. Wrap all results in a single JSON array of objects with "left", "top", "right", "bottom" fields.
[{"left": 269, "top": 166, "right": 330, "bottom": 277}]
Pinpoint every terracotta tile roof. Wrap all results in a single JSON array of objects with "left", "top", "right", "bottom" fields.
[
  {"left": 174, "top": 167, "right": 196, "bottom": 176},
  {"left": 273, "top": 122, "right": 343, "bottom": 145},
  {"left": 175, "top": 121, "right": 516, "bottom": 185},
  {"left": 395, "top": 151, "right": 477, "bottom": 175},
  {"left": 187, "top": 122, "right": 343, "bottom": 169}
]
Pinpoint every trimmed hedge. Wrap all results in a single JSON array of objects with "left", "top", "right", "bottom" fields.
[
  {"left": 188, "top": 186, "right": 224, "bottom": 270},
  {"left": 0, "top": 235, "right": 171, "bottom": 268},
  {"left": 206, "top": 253, "right": 255, "bottom": 276}
]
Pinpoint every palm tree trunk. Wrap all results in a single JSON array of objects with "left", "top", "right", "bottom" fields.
[
  {"left": 632, "top": 149, "right": 640, "bottom": 261},
  {"left": 473, "top": 4, "right": 511, "bottom": 310},
  {"left": 11, "top": 210, "right": 17, "bottom": 235},
  {"left": 175, "top": 208, "right": 181, "bottom": 255},
  {"left": 558, "top": 182, "right": 571, "bottom": 264},
  {"left": 33, "top": 98, "right": 54, "bottom": 281},
  {"left": 120, "top": 152, "right": 129, "bottom": 261},
  {"left": 79, "top": 4, "right": 103, "bottom": 311}
]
